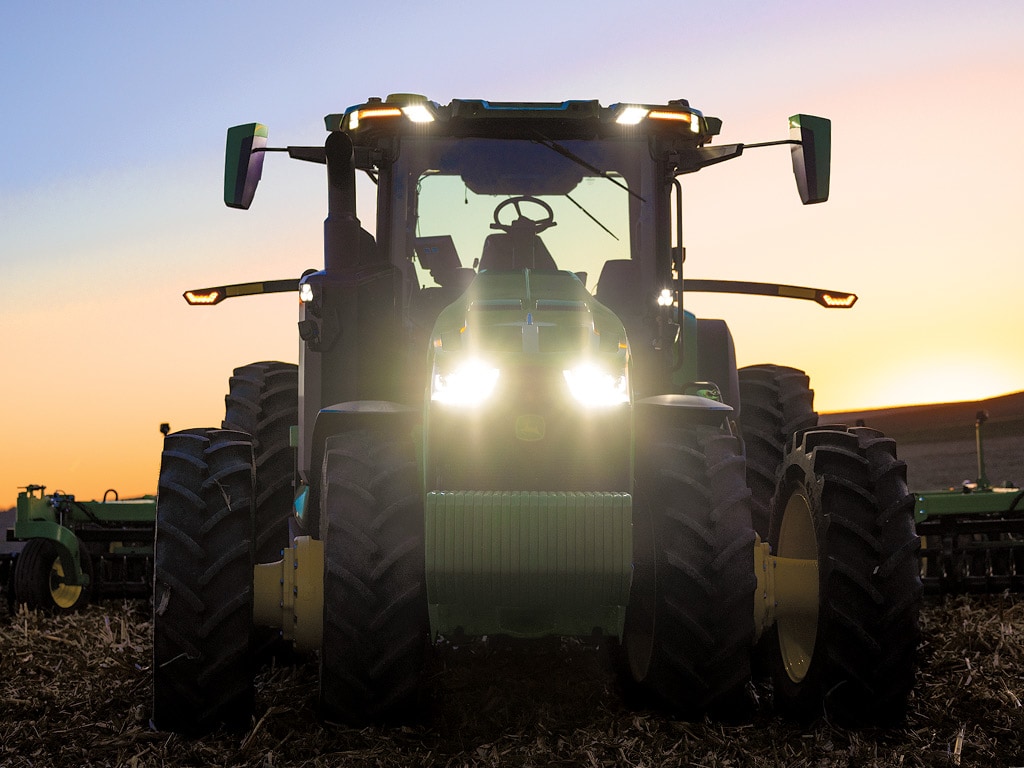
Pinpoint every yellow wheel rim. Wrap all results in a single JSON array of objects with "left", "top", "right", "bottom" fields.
[
  {"left": 49, "top": 557, "right": 82, "bottom": 610},
  {"left": 777, "top": 491, "right": 819, "bottom": 683}
]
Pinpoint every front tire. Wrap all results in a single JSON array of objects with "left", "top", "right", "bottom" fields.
[
  {"left": 620, "top": 423, "right": 756, "bottom": 714},
  {"left": 152, "top": 428, "right": 256, "bottom": 735},
  {"left": 769, "top": 426, "right": 921, "bottom": 725},
  {"left": 319, "top": 430, "right": 428, "bottom": 723}
]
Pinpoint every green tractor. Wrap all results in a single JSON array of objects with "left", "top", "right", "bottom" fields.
[{"left": 152, "top": 95, "right": 921, "bottom": 734}]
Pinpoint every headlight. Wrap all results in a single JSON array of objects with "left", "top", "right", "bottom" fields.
[
  {"left": 563, "top": 364, "right": 629, "bottom": 407},
  {"left": 431, "top": 359, "right": 500, "bottom": 406}
]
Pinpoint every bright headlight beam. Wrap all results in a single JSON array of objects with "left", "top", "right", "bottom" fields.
[
  {"left": 563, "top": 365, "right": 629, "bottom": 407},
  {"left": 431, "top": 360, "right": 500, "bottom": 406}
]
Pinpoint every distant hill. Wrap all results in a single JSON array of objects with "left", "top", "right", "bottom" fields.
[
  {"left": 825, "top": 390, "right": 1024, "bottom": 445},
  {"left": 826, "top": 391, "right": 1024, "bottom": 490}
]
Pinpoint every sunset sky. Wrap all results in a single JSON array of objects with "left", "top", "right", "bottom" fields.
[{"left": 2, "top": 1, "right": 1022, "bottom": 507}]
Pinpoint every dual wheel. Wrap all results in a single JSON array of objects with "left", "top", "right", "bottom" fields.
[
  {"left": 151, "top": 424, "right": 427, "bottom": 732},
  {"left": 620, "top": 418, "right": 921, "bottom": 726}
]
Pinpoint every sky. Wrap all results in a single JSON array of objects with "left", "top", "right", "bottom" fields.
[{"left": 2, "top": 0, "right": 1023, "bottom": 506}]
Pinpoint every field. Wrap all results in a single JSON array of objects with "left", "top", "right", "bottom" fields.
[
  {"left": 1, "top": 393, "right": 1022, "bottom": 767},
  {"left": 1, "top": 595, "right": 1023, "bottom": 767}
]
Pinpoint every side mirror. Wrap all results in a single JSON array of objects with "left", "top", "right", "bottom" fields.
[
  {"left": 224, "top": 123, "right": 268, "bottom": 209},
  {"left": 789, "top": 114, "right": 830, "bottom": 205}
]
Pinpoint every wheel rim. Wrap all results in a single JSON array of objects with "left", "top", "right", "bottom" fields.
[
  {"left": 48, "top": 557, "right": 82, "bottom": 609},
  {"left": 777, "top": 491, "right": 818, "bottom": 683}
]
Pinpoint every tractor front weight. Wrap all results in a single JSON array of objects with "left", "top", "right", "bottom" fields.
[{"left": 253, "top": 536, "right": 324, "bottom": 652}]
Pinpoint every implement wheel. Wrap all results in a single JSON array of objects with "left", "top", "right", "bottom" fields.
[
  {"left": 620, "top": 423, "right": 756, "bottom": 714},
  {"left": 319, "top": 430, "right": 428, "bottom": 723},
  {"left": 223, "top": 361, "right": 298, "bottom": 558},
  {"left": 738, "top": 364, "right": 817, "bottom": 537},
  {"left": 769, "top": 426, "right": 921, "bottom": 725},
  {"left": 152, "top": 428, "right": 256, "bottom": 735},
  {"left": 12, "top": 538, "right": 92, "bottom": 612}
]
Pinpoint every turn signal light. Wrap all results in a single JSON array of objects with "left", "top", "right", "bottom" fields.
[{"left": 184, "top": 289, "right": 222, "bottom": 305}]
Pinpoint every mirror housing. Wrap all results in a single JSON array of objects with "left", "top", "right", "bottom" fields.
[
  {"left": 225, "top": 123, "right": 268, "bottom": 209},
  {"left": 789, "top": 114, "right": 830, "bottom": 204}
]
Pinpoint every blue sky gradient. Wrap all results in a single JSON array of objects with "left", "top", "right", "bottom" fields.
[{"left": 2, "top": 0, "right": 1022, "bottom": 503}]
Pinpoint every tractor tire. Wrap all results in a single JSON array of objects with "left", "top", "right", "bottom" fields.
[
  {"left": 223, "top": 361, "right": 298, "bottom": 563},
  {"left": 152, "top": 428, "right": 256, "bottom": 735},
  {"left": 12, "top": 537, "right": 92, "bottom": 613},
  {"left": 768, "top": 426, "right": 921, "bottom": 725},
  {"left": 619, "top": 424, "right": 756, "bottom": 715},
  {"left": 738, "top": 365, "right": 817, "bottom": 537},
  {"left": 319, "top": 430, "right": 428, "bottom": 723}
]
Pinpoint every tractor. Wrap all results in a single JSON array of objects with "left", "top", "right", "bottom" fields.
[{"left": 152, "top": 94, "right": 921, "bottom": 734}]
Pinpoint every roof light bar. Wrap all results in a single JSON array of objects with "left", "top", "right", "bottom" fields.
[
  {"left": 614, "top": 104, "right": 700, "bottom": 133},
  {"left": 648, "top": 110, "right": 691, "bottom": 122},
  {"left": 349, "top": 106, "right": 402, "bottom": 130},
  {"left": 401, "top": 104, "right": 435, "bottom": 123},
  {"left": 615, "top": 106, "right": 649, "bottom": 125}
]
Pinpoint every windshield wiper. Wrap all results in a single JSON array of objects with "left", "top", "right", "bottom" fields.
[
  {"left": 530, "top": 130, "right": 646, "bottom": 203},
  {"left": 564, "top": 193, "right": 619, "bottom": 241}
]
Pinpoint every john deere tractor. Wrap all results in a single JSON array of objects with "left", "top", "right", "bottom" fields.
[{"left": 152, "top": 95, "right": 921, "bottom": 734}]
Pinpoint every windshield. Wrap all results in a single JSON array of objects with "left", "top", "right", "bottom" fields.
[{"left": 387, "top": 136, "right": 654, "bottom": 294}]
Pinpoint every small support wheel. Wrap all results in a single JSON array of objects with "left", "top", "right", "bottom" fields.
[{"left": 12, "top": 538, "right": 92, "bottom": 613}]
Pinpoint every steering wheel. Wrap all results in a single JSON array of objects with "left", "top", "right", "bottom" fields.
[{"left": 491, "top": 196, "right": 556, "bottom": 234}]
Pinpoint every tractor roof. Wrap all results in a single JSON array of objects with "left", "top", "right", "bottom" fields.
[{"left": 325, "top": 94, "right": 722, "bottom": 144}]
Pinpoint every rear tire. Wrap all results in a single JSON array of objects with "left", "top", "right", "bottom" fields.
[
  {"left": 319, "top": 430, "right": 428, "bottom": 723},
  {"left": 738, "top": 365, "right": 817, "bottom": 537},
  {"left": 223, "top": 361, "right": 298, "bottom": 563},
  {"left": 619, "top": 424, "right": 756, "bottom": 715},
  {"left": 152, "top": 428, "right": 256, "bottom": 735},
  {"left": 769, "top": 426, "right": 921, "bottom": 725},
  {"left": 12, "top": 537, "right": 92, "bottom": 613}
]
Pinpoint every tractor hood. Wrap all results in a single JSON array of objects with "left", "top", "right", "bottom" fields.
[{"left": 429, "top": 269, "right": 629, "bottom": 361}]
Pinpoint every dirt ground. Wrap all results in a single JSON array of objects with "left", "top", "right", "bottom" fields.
[{"left": 1, "top": 594, "right": 1023, "bottom": 768}]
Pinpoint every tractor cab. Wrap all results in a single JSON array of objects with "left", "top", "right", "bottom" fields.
[{"left": 333, "top": 98, "right": 707, "bottom": 398}]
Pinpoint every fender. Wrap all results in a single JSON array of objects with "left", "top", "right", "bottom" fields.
[
  {"left": 299, "top": 401, "right": 420, "bottom": 535},
  {"left": 635, "top": 393, "right": 734, "bottom": 431}
]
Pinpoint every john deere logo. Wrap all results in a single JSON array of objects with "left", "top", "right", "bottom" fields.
[{"left": 515, "top": 414, "right": 545, "bottom": 441}]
